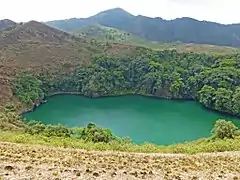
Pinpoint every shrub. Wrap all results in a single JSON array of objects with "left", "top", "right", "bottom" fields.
[
  {"left": 234, "top": 129, "right": 240, "bottom": 137},
  {"left": 4, "top": 103, "right": 17, "bottom": 113},
  {"left": 25, "top": 120, "right": 46, "bottom": 134},
  {"left": 0, "top": 111, "right": 24, "bottom": 130},
  {"left": 43, "top": 124, "right": 71, "bottom": 138},
  {"left": 71, "top": 127, "right": 84, "bottom": 138},
  {"left": 12, "top": 72, "right": 44, "bottom": 106},
  {"left": 81, "top": 123, "right": 115, "bottom": 143},
  {"left": 211, "top": 119, "right": 238, "bottom": 139},
  {"left": 24, "top": 121, "right": 117, "bottom": 142}
]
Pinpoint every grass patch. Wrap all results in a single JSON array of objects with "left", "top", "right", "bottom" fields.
[{"left": 1, "top": 130, "right": 240, "bottom": 154}]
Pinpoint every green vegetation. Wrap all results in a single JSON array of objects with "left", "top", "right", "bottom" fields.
[
  {"left": 25, "top": 121, "right": 71, "bottom": 138},
  {"left": 75, "top": 24, "right": 240, "bottom": 54},
  {"left": 0, "top": 119, "right": 239, "bottom": 154},
  {"left": 12, "top": 72, "right": 44, "bottom": 106},
  {"left": 6, "top": 36, "right": 240, "bottom": 154},
  {"left": 25, "top": 121, "right": 117, "bottom": 143},
  {"left": 13, "top": 49, "right": 240, "bottom": 116},
  {"left": 2, "top": 14, "right": 240, "bottom": 159},
  {"left": 75, "top": 24, "right": 161, "bottom": 49},
  {"left": 0, "top": 111, "right": 23, "bottom": 131},
  {"left": 1, "top": 106, "right": 240, "bottom": 154},
  {"left": 0, "top": 104, "right": 23, "bottom": 130},
  {"left": 211, "top": 119, "right": 239, "bottom": 139},
  {"left": 76, "top": 24, "right": 131, "bottom": 42},
  {"left": 46, "top": 8, "right": 240, "bottom": 47}
]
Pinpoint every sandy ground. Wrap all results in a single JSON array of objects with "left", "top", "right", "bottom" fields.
[{"left": 0, "top": 142, "right": 240, "bottom": 180}]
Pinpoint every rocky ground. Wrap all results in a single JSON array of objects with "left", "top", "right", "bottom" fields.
[{"left": 0, "top": 142, "right": 240, "bottom": 180}]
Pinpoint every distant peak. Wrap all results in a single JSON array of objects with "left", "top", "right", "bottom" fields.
[
  {"left": 174, "top": 17, "right": 199, "bottom": 22},
  {"left": 108, "top": 7, "right": 128, "bottom": 12},
  {"left": 103, "top": 7, "right": 127, "bottom": 12},
  {"left": 0, "top": 19, "right": 17, "bottom": 30},
  {"left": 28, "top": 20, "right": 42, "bottom": 24},
  {"left": 94, "top": 7, "right": 133, "bottom": 17},
  {"left": 24, "top": 20, "right": 48, "bottom": 27},
  {"left": 0, "top": 19, "right": 16, "bottom": 24}
]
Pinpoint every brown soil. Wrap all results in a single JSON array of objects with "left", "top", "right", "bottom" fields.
[{"left": 0, "top": 142, "right": 239, "bottom": 180}]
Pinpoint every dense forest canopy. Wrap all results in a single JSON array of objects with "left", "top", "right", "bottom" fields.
[{"left": 13, "top": 49, "right": 240, "bottom": 116}]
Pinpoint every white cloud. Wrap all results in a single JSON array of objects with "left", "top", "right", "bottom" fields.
[{"left": 0, "top": 0, "right": 239, "bottom": 24}]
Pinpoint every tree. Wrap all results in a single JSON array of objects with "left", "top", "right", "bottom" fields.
[
  {"left": 232, "top": 87, "right": 240, "bottom": 115},
  {"left": 212, "top": 120, "right": 238, "bottom": 139},
  {"left": 15, "top": 50, "right": 240, "bottom": 116},
  {"left": 198, "top": 85, "right": 215, "bottom": 108},
  {"left": 81, "top": 123, "right": 115, "bottom": 143},
  {"left": 170, "top": 77, "right": 185, "bottom": 98},
  {"left": 214, "top": 88, "right": 233, "bottom": 113},
  {"left": 13, "top": 72, "right": 44, "bottom": 106}
]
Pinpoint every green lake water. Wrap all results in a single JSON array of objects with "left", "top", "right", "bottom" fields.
[{"left": 24, "top": 95, "right": 240, "bottom": 145}]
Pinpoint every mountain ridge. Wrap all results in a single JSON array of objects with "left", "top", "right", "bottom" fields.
[
  {"left": 0, "top": 19, "right": 17, "bottom": 31},
  {"left": 47, "top": 8, "right": 240, "bottom": 25},
  {"left": 46, "top": 8, "right": 240, "bottom": 47}
]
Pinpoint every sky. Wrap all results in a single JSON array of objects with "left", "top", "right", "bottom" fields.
[{"left": 0, "top": 0, "right": 239, "bottom": 24}]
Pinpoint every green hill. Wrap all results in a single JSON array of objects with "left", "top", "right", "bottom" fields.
[
  {"left": 0, "top": 20, "right": 138, "bottom": 107},
  {"left": 46, "top": 8, "right": 240, "bottom": 47},
  {"left": 1, "top": 19, "right": 240, "bottom": 179},
  {"left": 74, "top": 24, "right": 153, "bottom": 45},
  {"left": 73, "top": 24, "right": 240, "bottom": 54}
]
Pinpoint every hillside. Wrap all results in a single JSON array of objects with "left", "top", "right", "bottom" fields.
[
  {"left": 0, "top": 142, "right": 240, "bottom": 179},
  {"left": 0, "top": 20, "right": 137, "bottom": 106},
  {"left": 1, "top": 17, "right": 240, "bottom": 180},
  {"left": 46, "top": 8, "right": 240, "bottom": 47},
  {"left": 75, "top": 24, "right": 155, "bottom": 46},
  {"left": 0, "top": 19, "right": 16, "bottom": 31},
  {"left": 74, "top": 24, "right": 240, "bottom": 54},
  {"left": 75, "top": 24, "right": 132, "bottom": 42}
]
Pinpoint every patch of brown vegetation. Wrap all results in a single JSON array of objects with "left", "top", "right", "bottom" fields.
[
  {"left": 176, "top": 43, "right": 240, "bottom": 54},
  {"left": 0, "top": 21, "right": 137, "bottom": 106},
  {"left": 106, "top": 43, "right": 138, "bottom": 55},
  {"left": 0, "top": 142, "right": 239, "bottom": 179}
]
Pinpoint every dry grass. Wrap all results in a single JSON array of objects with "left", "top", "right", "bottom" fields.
[
  {"left": 0, "top": 142, "right": 240, "bottom": 179},
  {"left": 0, "top": 21, "right": 137, "bottom": 107}
]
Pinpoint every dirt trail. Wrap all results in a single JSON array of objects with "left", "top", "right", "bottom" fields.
[{"left": 0, "top": 142, "right": 240, "bottom": 180}]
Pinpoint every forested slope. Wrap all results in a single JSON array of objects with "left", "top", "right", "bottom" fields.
[
  {"left": 1, "top": 15, "right": 240, "bottom": 180},
  {"left": 46, "top": 8, "right": 240, "bottom": 47},
  {"left": 12, "top": 49, "right": 240, "bottom": 116},
  {"left": 0, "top": 20, "right": 138, "bottom": 107},
  {"left": 72, "top": 24, "right": 240, "bottom": 54}
]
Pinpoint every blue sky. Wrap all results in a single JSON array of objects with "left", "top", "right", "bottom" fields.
[{"left": 0, "top": 0, "right": 239, "bottom": 24}]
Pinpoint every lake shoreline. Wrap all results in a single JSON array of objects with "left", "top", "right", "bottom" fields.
[
  {"left": 21, "top": 91, "right": 191, "bottom": 114},
  {"left": 23, "top": 93, "right": 240, "bottom": 144},
  {"left": 21, "top": 92, "right": 240, "bottom": 121}
]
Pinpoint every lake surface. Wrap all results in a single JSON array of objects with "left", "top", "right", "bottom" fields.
[{"left": 24, "top": 95, "right": 240, "bottom": 145}]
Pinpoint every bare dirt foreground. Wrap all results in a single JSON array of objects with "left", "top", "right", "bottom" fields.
[{"left": 0, "top": 142, "right": 240, "bottom": 180}]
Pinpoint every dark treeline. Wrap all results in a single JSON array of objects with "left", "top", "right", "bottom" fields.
[{"left": 12, "top": 49, "right": 240, "bottom": 116}]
